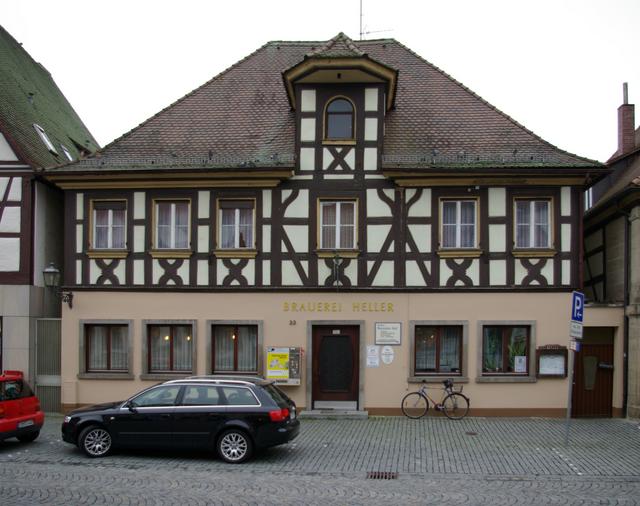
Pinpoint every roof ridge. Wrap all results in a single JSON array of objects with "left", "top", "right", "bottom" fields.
[
  {"left": 306, "top": 32, "right": 365, "bottom": 58},
  {"left": 389, "top": 38, "right": 602, "bottom": 166},
  {"left": 83, "top": 42, "right": 273, "bottom": 160}
]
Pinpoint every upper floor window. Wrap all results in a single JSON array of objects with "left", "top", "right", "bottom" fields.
[
  {"left": 92, "top": 201, "right": 126, "bottom": 249},
  {"left": 441, "top": 199, "right": 477, "bottom": 248},
  {"left": 320, "top": 200, "right": 356, "bottom": 249},
  {"left": 154, "top": 200, "right": 189, "bottom": 249},
  {"left": 325, "top": 98, "right": 354, "bottom": 140},
  {"left": 218, "top": 200, "right": 254, "bottom": 249},
  {"left": 33, "top": 124, "right": 57, "bottom": 154},
  {"left": 584, "top": 188, "right": 594, "bottom": 211},
  {"left": 515, "top": 199, "right": 550, "bottom": 249}
]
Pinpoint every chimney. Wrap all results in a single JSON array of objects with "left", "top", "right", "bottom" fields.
[{"left": 618, "top": 83, "right": 635, "bottom": 155}]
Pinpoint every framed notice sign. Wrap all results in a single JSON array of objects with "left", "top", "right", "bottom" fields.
[
  {"left": 375, "top": 322, "right": 402, "bottom": 345},
  {"left": 536, "top": 345, "right": 568, "bottom": 378}
]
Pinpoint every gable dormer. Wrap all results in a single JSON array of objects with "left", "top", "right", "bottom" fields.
[{"left": 283, "top": 33, "right": 398, "bottom": 175}]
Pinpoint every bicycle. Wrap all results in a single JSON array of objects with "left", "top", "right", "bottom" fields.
[{"left": 401, "top": 378, "right": 470, "bottom": 420}]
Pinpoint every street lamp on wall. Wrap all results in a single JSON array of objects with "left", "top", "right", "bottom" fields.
[{"left": 43, "top": 263, "right": 73, "bottom": 309}]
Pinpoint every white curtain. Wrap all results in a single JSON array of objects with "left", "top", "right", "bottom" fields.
[
  {"left": 156, "top": 203, "right": 172, "bottom": 248},
  {"left": 149, "top": 326, "right": 170, "bottom": 371},
  {"left": 516, "top": 201, "right": 530, "bottom": 248},
  {"left": 214, "top": 326, "right": 235, "bottom": 371},
  {"left": 173, "top": 325, "right": 192, "bottom": 371},
  {"left": 321, "top": 203, "right": 336, "bottom": 249},
  {"left": 174, "top": 203, "right": 189, "bottom": 249},
  {"left": 94, "top": 210, "right": 109, "bottom": 249},
  {"left": 442, "top": 201, "right": 457, "bottom": 247},
  {"left": 339, "top": 202, "right": 355, "bottom": 249},
  {"left": 533, "top": 201, "right": 549, "bottom": 247},
  {"left": 415, "top": 326, "right": 437, "bottom": 371},
  {"left": 237, "top": 326, "right": 257, "bottom": 371},
  {"left": 483, "top": 327, "right": 503, "bottom": 372},
  {"left": 88, "top": 326, "right": 108, "bottom": 370},
  {"left": 221, "top": 209, "right": 235, "bottom": 248},
  {"left": 460, "top": 201, "right": 475, "bottom": 248},
  {"left": 440, "top": 327, "right": 461, "bottom": 372},
  {"left": 110, "top": 326, "right": 127, "bottom": 370},
  {"left": 238, "top": 208, "right": 253, "bottom": 248}
]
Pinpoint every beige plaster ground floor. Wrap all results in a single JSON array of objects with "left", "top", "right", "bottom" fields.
[{"left": 60, "top": 291, "right": 625, "bottom": 417}]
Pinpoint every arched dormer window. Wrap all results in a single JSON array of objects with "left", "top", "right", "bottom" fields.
[{"left": 325, "top": 97, "right": 354, "bottom": 140}]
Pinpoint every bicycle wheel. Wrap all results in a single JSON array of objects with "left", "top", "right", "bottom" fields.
[
  {"left": 441, "top": 392, "right": 470, "bottom": 420},
  {"left": 401, "top": 392, "right": 429, "bottom": 419}
]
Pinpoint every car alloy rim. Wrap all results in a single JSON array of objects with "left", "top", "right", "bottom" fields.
[
  {"left": 84, "top": 428, "right": 111, "bottom": 456},
  {"left": 220, "top": 433, "right": 247, "bottom": 461}
]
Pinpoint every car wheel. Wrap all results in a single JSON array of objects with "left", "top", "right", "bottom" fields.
[
  {"left": 217, "top": 429, "right": 253, "bottom": 464},
  {"left": 79, "top": 425, "right": 112, "bottom": 458},
  {"left": 17, "top": 431, "right": 40, "bottom": 443}
]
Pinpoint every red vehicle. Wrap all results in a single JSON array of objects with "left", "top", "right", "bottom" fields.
[{"left": 0, "top": 370, "right": 44, "bottom": 443}]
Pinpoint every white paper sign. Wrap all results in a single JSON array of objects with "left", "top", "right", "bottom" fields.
[
  {"left": 539, "top": 355, "right": 565, "bottom": 376},
  {"left": 366, "top": 345, "right": 380, "bottom": 367},
  {"left": 381, "top": 346, "right": 394, "bottom": 365},
  {"left": 375, "top": 322, "right": 402, "bottom": 345},
  {"left": 514, "top": 355, "right": 527, "bottom": 373}
]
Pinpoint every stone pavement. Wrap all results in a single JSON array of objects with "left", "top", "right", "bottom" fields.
[{"left": 1, "top": 415, "right": 639, "bottom": 505}]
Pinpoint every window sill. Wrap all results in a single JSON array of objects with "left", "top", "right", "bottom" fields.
[
  {"left": 476, "top": 375, "right": 536, "bottom": 383},
  {"left": 214, "top": 249, "right": 258, "bottom": 259},
  {"left": 78, "top": 372, "right": 134, "bottom": 380},
  {"left": 316, "top": 250, "right": 360, "bottom": 259},
  {"left": 437, "top": 248, "right": 482, "bottom": 258},
  {"left": 512, "top": 249, "right": 556, "bottom": 258},
  {"left": 149, "top": 249, "right": 192, "bottom": 259},
  {"left": 87, "top": 249, "right": 129, "bottom": 259},
  {"left": 140, "top": 373, "right": 192, "bottom": 381},
  {"left": 322, "top": 139, "right": 356, "bottom": 146},
  {"left": 408, "top": 376, "right": 468, "bottom": 384}
]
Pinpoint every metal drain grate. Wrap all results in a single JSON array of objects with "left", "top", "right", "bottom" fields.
[{"left": 367, "top": 471, "right": 398, "bottom": 480}]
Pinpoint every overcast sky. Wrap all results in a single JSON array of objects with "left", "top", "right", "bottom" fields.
[{"left": 3, "top": 0, "right": 639, "bottom": 162}]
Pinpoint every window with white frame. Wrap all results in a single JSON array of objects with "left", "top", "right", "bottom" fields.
[
  {"left": 319, "top": 200, "right": 356, "bottom": 249},
  {"left": 60, "top": 145, "right": 74, "bottom": 161},
  {"left": 155, "top": 200, "right": 189, "bottom": 249},
  {"left": 441, "top": 199, "right": 477, "bottom": 248},
  {"left": 218, "top": 200, "right": 254, "bottom": 249},
  {"left": 515, "top": 199, "right": 551, "bottom": 248},
  {"left": 584, "top": 188, "right": 593, "bottom": 211},
  {"left": 92, "top": 201, "right": 126, "bottom": 249},
  {"left": 33, "top": 124, "right": 57, "bottom": 154}
]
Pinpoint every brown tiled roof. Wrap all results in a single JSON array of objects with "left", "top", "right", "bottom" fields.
[
  {"left": 589, "top": 155, "right": 640, "bottom": 213},
  {"left": 58, "top": 34, "right": 600, "bottom": 173},
  {"left": 306, "top": 32, "right": 365, "bottom": 58}
]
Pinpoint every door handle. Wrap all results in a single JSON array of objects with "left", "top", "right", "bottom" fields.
[
  {"left": 598, "top": 363, "right": 614, "bottom": 370},
  {"left": 161, "top": 414, "right": 171, "bottom": 419}
]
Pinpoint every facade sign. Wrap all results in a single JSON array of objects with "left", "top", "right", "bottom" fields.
[
  {"left": 374, "top": 322, "right": 402, "bottom": 345},
  {"left": 366, "top": 345, "right": 380, "bottom": 367},
  {"left": 266, "top": 347, "right": 301, "bottom": 385},
  {"left": 571, "top": 291, "right": 584, "bottom": 322},
  {"left": 569, "top": 321, "right": 583, "bottom": 339},
  {"left": 381, "top": 346, "right": 395, "bottom": 365}
]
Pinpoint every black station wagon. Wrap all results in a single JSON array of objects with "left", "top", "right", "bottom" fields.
[{"left": 61, "top": 376, "right": 299, "bottom": 463}]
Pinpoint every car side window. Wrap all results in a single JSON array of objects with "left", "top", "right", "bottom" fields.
[
  {"left": 220, "top": 386, "right": 259, "bottom": 406},
  {"left": 2, "top": 380, "right": 23, "bottom": 400},
  {"left": 181, "top": 386, "right": 222, "bottom": 406},
  {"left": 130, "top": 386, "right": 180, "bottom": 407}
]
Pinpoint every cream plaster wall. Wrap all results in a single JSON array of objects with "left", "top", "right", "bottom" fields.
[{"left": 60, "top": 291, "right": 625, "bottom": 414}]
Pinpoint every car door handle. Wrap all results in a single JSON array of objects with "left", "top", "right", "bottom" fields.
[{"left": 161, "top": 414, "right": 171, "bottom": 419}]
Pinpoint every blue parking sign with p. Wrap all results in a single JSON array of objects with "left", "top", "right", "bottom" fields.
[{"left": 571, "top": 291, "right": 584, "bottom": 323}]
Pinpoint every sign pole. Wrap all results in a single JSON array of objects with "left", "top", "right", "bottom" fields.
[{"left": 564, "top": 348, "right": 575, "bottom": 445}]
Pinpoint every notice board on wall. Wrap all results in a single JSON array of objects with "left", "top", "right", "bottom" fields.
[{"left": 266, "top": 347, "right": 301, "bottom": 385}]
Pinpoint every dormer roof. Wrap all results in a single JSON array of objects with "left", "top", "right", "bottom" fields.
[{"left": 282, "top": 32, "right": 398, "bottom": 111}]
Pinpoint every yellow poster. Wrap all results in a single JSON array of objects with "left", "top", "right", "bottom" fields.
[{"left": 266, "top": 348, "right": 290, "bottom": 379}]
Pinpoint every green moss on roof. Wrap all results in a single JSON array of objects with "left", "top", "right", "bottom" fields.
[{"left": 0, "top": 25, "right": 99, "bottom": 169}]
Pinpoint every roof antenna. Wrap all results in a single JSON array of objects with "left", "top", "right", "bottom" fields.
[
  {"left": 360, "top": 0, "right": 363, "bottom": 40},
  {"left": 359, "top": 0, "right": 393, "bottom": 40}
]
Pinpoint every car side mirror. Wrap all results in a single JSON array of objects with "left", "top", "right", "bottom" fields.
[{"left": 125, "top": 401, "right": 137, "bottom": 412}]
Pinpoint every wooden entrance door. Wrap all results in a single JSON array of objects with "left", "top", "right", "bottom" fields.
[
  {"left": 572, "top": 342, "right": 614, "bottom": 417},
  {"left": 312, "top": 326, "right": 359, "bottom": 409}
]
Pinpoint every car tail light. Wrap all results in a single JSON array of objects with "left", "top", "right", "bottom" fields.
[
  {"left": 35, "top": 402, "right": 41, "bottom": 412},
  {"left": 269, "top": 408, "right": 290, "bottom": 422}
]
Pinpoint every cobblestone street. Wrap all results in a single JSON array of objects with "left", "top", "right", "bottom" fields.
[{"left": 1, "top": 415, "right": 639, "bottom": 505}]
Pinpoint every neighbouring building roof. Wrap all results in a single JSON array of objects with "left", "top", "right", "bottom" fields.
[
  {"left": 0, "top": 25, "right": 99, "bottom": 169},
  {"left": 56, "top": 33, "right": 600, "bottom": 173}
]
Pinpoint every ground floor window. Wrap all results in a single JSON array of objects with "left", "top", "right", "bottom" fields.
[
  {"left": 482, "top": 325, "right": 530, "bottom": 374},
  {"left": 148, "top": 324, "right": 193, "bottom": 373},
  {"left": 211, "top": 325, "right": 258, "bottom": 373},
  {"left": 85, "top": 324, "right": 128, "bottom": 372},
  {"left": 415, "top": 326, "right": 462, "bottom": 375}
]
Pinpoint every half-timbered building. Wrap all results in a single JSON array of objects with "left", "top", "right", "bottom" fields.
[
  {"left": 0, "top": 25, "right": 98, "bottom": 397},
  {"left": 47, "top": 33, "right": 620, "bottom": 416}
]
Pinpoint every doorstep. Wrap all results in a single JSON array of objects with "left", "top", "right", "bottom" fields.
[{"left": 298, "top": 410, "right": 369, "bottom": 420}]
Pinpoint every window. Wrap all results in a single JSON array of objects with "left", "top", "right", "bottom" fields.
[
  {"left": 85, "top": 324, "right": 128, "bottom": 372},
  {"left": 482, "top": 326, "right": 530, "bottom": 374},
  {"left": 61, "top": 145, "right": 74, "bottom": 161},
  {"left": 33, "top": 124, "right": 57, "bottom": 154},
  {"left": 181, "top": 385, "right": 222, "bottom": 406},
  {"left": 218, "top": 200, "right": 254, "bottom": 249},
  {"left": 515, "top": 200, "right": 550, "bottom": 248},
  {"left": 415, "top": 326, "right": 462, "bottom": 375},
  {"left": 220, "top": 386, "right": 259, "bottom": 406},
  {"left": 584, "top": 188, "right": 593, "bottom": 211},
  {"left": 320, "top": 200, "right": 356, "bottom": 249},
  {"left": 92, "top": 201, "right": 126, "bottom": 249},
  {"left": 212, "top": 325, "right": 258, "bottom": 373},
  {"left": 441, "top": 200, "right": 476, "bottom": 248},
  {"left": 148, "top": 324, "right": 193, "bottom": 373},
  {"left": 325, "top": 97, "right": 354, "bottom": 140},
  {"left": 130, "top": 386, "right": 181, "bottom": 407},
  {"left": 155, "top": 200, "right": 189, "bottom": 249}
]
